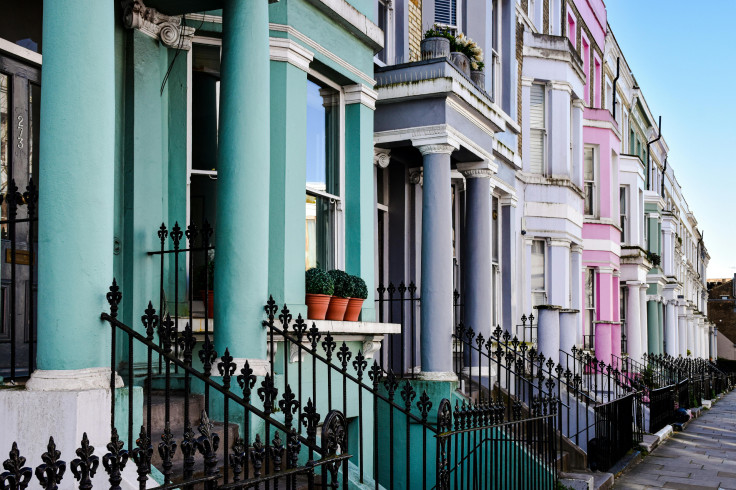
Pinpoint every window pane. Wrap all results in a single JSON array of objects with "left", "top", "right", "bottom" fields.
[
  {"left": 0, "top": 0, "right": 43, "bottom": 53},
  {"left": 584, "top": 147, "right": 594, "bottom": 180},
  {"left": 492, "top": 196, "right": 499, "bottom": 262},
  {"left": 584, "top": 183, "right": 594, "bottom": 216},
  {"left": 585, "top": 268, "right": 595, "bottom": 308},
  {"left": 305, "top": 193, "right": 335, "bottom": 270},
  {"left": 531, "top": 240, "right": 545, "bottom": 291},
  {"left": 306, "top": 80, "right": 340, "bottom": 196}
]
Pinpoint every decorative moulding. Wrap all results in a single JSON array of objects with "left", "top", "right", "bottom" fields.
[
  {"left": 345, "top": 84, "right": 379, "bottom": 110},
  {"left": 374, "top": 148, "right": 391, "bottom": 168},
  {"left": 269, "top": 37, "right": 314, "bottom": 73},
  {"left": 121, "top": 0, "right": 196, "bottom": 50}
]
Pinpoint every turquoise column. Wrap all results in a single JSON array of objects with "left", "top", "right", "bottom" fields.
[
  {"left": 658, "top": 302, "right": 664, "bottom": 355},
  {"left": 37, "top": 0, "right": 115, "bottom": 370},
  {"left": 215, "top": 0, "right": 270, "bottom": 365},
  {"left": 269, "top": 59, "right": 309, "bottom": 316},
  {"left": 647, "top": 300, "right": 659, "bottom": 355},
  {"left": 345, "top": 88, "right": 376, "bottom": 321}
]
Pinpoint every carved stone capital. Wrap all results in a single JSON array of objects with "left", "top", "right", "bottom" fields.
[
  {"left": 122, "top": 0, "right": 196, "bottom": 50},
  {"left": 374, "top": 148, "right": 391, "bottom": 168},
  {"left": 409, "top": 169, "right": 423, "bottom": 185},
  {"left": 416, "top": 144, "right": 456, "bottom": 156}
]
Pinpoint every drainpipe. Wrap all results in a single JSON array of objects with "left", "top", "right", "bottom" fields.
[
  {"left": 646, "top": 116, "right": 662, "bottom": 191},
  {"left": 661, "top": 157, "right": 667, "bottom": 198},
  {"left": 612, "top": 57, "right": 620, "bottom": 120}
]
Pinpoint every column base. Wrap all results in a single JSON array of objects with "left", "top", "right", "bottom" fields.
[
  {"left": 416, "top": 371, "right": 458, "bottom": 382},
  {"left": 26, "top": 367, "right": 123, "bottom": 391},
  {"left": 232, "top": 358, "right": 271, "bottom": 377}
]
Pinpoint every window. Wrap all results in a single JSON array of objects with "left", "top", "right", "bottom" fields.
[
  {"left": 490, "top": 0, "right": 502, "bottom": 101},
  {"left": 582, "top": 36, "right": 589, "bottom": 104},
  {"left": 594, "top": 58, "right": 601, "bottom": 108},
  {"left": 529, "top": 84, "right": 546, "bottom": 174},
  {"left": 435, "top": 0, "right": 457, "bottom": 27},
  {"left": 376, "top": 0, "right": 391, "bottom": 64},
  {"left": 644, "top": 213, "right": 650, "bottom": 250},
  {"left": 531, "top": 240, "right": 546, "bottom": 307},
  {"left": 605, "top": 78, "right": 612, "bottom": 113},
  {"left": 584, "top": 268, "right": 596, "bottom": 350},
  {"left": 584, "top": 146, "right": 596, "bottom": 216},
  {"left": 620, "top": 186, "right": 628, "bottom": 243},
  {"left": 376, "top": 164, "right": 389, "bottom": 288},
  {"left": 567, "top": 12, "right": 576, "bottom": 48},
  {"left": 306, "top": 77, "right": 343, "bottom": 271}
]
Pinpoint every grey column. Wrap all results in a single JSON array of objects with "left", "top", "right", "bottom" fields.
[
  {"left": 417, "top": 143, "right": 456, "bottom": 376},
  {"left": 460, "top": 164, "right": 495, "bottom": 342},
  {"left": 501, "top": 197, "right": 518, "bottom": 334},
  {"left": 537, "top": 305, "right": 561, "bottom": 360}
]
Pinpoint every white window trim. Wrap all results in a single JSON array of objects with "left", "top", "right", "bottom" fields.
[
  {"left": 566, "top": 11, "right": 577, "bottom": 48},
  {"left": 374, "top": 0, "right": 394, "bottom": 65},
  {"left": 0, "top": 38, "right": 42, "bottom": 65},
  {"left": 584, "top": 145, "right": 598, "bottom": 218},
  {"left": 620, "top": 185, "right": 628, "bottom": 243},
  {"left": 529, "top": 82, "right": 547, "bottom": 175}
]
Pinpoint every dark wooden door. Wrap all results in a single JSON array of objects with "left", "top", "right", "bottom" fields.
[{"left": 0, "top": 54, "right": 40, "bottom": 380}]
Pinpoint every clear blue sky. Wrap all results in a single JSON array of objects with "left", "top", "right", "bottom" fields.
[{"left": 606, "top": 1, "right": 736, "bottom": 279}]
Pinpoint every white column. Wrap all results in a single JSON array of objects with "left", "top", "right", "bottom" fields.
[
  {"left": 571, "top": 99, "right": 584, "bottom": 188},
  {"left": 665, "top": 300, "right": 677, "bottom": 356},
  {"left": 626, "top": 282, "right": 642, "bottom": 361},
  {"left": 571, "top": 244, "right": 583, "bottom": 346},
  {"left": 639, "top": 285, "right": 649, "bottom": 358},
  {"left": 687, "top": 314, "right": 695, "bottom": 357},
  {"left": 678, "top": 305, "right": 687, "bottom": 357},
  {"left": 548, "top": 239, "right": 571, "bottom": 308}
]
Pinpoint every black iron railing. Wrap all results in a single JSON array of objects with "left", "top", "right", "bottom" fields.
[
  {"left": 375, "top": 281, "right": 419, "bottom": 377},
  {"left": 435, "top": 400, "right": 558, "bottom": 489},
  {"left": 0, "top": 178, "right": 37, "bottom": 381},
  {"left": 648, "top": 385, "right": 675, "bottom": 433},
  {"left": 590, "top": 393, "right": 642, "bottom": 471},
  {"left": 676, "top": 378, "right": 690, "bottom": 409}
]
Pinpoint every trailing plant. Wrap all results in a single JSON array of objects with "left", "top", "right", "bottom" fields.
[
  {"left": 424, "top": 24, "right": 455, "bottom": 42},
  {"left": 454, "top": 33, "right": 484, "bottom": 68},
  {"left": 328, "top": 269, "right": 352, "bottom": 298},
  {"left": 646, "top": 251, "right": 661, "bottom": 267},
  {"left": 348, "top": 275, "right": 368, "bottom": 300},
  {"left": 305, "top": 267, "right": 334, "bottom": 296}
]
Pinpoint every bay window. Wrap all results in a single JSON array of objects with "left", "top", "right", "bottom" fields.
[{"left": 305, "top": 77, "right": 343, "bottom": 271}]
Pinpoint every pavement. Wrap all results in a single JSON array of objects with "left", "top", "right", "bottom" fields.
[{"left": 614, "top": 390, "right": 736, "bottom": 489}]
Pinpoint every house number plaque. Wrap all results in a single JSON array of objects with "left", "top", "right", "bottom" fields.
[{"left": 16, "top": 114, "right": 24, "bottom": 149}]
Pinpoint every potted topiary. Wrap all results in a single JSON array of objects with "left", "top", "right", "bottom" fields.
[
  {"left": 344, "top": 275, "right": 368, "bottom": 321},
  {"left": 326, "top": 269, "right": 351, "bottom": 321},
  {"left": 421, "top": 24, "right": 453, "bottom": 60},
  {"left": 305, "top": 267, "right": 334, "bottom": 320}
]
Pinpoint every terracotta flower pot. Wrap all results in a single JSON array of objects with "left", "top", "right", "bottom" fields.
[
  {"left": 344, "top": 298, "right": 365, "bottom": 322},
  {"left": 306, "top": 293, "right": 332, "bottom": 320},
  {"left": 200, "top": 290, "right": 214, "bottom": 318},
  {"left": 325, "top": 296, "right": 350, "bottom": 321}
]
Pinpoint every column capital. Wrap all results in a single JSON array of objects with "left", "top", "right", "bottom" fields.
[
  {"left": 374, "top": 148, "right": 391, "bottom": 168},
  {"left": 597, "top": 266, "right": 615, "bottom": 274},
  {"left": 415, "top": 143, "right": 458, "bottom": 156},
  {"left": 457, "top": 161, "right": 495, "bottom": 180},
  {"left": 550, "top": 81, "right": 572, "bottom": 93},
  {"left": 269, "top": 37, "right": 314, "bottom": 72},
  {"left": 345, "top": 84, "right": 378, "bottom": 110},
  {"left": 626, "top": 281, "right": 643, "bottom": 288},
  {"left": 570, "top": 243, "right": 584, "bottom": 254},
  {"left": 121, "top": 0, "right": 196, "bottom": 50},
  {"left": 499, "top": 194, "right": 518, "bottom": 207},
  {"left": 572, "top": 98, "right": 586, "bottom": 109},
  {"left": 412, "top": 133, "right": 459, "bottom": 154},
  {"left": 548, "top": 238, "right": 571, "bottom": 248}
]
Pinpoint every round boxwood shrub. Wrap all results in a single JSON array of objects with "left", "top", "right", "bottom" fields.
[
  {"left": 349, "top": 275, "right": 368, "bottom": 300},
  {"left": 328, "top": 269, "right": 352, "bottom": 298},
  {"left": 305, "top": 267, "right": 334, "bottom": 296}
]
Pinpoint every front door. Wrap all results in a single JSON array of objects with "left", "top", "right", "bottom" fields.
[{"left": 0, "top": 54, "right": 40, "bottom": 380}]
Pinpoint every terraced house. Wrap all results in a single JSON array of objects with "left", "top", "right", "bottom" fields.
[{"left": 0, "top": 0, "right": 723, "bottom": 489}]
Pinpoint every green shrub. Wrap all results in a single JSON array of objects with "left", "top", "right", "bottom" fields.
[
  {"left": 328, "top": 269, "right": 352, "bottom": 298},
  {"left": 305, "top": 268, "right": 334, "bottom": 296},
  {"left": 349, "top": 275, "right": 368, "bottom": 300}
]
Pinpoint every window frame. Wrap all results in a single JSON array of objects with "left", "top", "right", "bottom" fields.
[
  {"left": 584, "top": 267, "right": 596, "bottom": 350},
  {"left": 619, "top": 185, "right": 628, "bottom": 243},
  {"left": 305, "top": 70, "right": 347, "bottom": 272},
  {"left": 567, "top": 11, "right": 577, "bottom": 49},
  {"left": 530, "top": 239, "right": 547, "bottom": 308},
  {"left": 583, "top": 145, "right": 597, "bottom": 218},
  {"left": 375, "top": 0, "right": 393, "bottom": 66},
  {"left": 529, "top": 82, "right": 547, "bottom": 174}
]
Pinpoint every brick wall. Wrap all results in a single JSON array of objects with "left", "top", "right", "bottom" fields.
[
  {"left": 409, "top": 0, "right": 422, "bottom": 62},
  {"left": 543, "top": 0, "right": 549, "bottom": 33}
]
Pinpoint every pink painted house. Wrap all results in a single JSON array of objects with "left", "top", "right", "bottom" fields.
[{"left": 573, "top": 0, "right": 623, "bottom": 365}]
